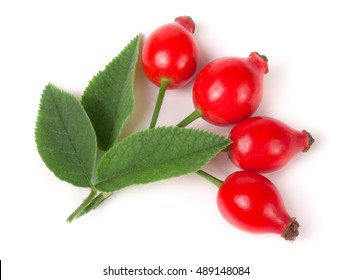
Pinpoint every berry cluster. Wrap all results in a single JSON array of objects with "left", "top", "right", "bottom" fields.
[{"left": 142, "top": 16, "right": 314, "bottom": 241}]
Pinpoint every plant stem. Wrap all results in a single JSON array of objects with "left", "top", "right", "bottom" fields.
[
  {"left": 196, "top": 170, "right": 223, "bottom": 188},
  {"left": 177, "top": 108, "right": 203, "bottom": 127},
  {"left": 149, "top": 78, "right": 169, "bottom": 129},
  {"left": 75, "top": 192, "right": 112, "bottom": 219},
  {"left": 66, "top": 189, "right": 97, "bottom": 223}
]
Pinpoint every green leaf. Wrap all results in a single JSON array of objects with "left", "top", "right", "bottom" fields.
[
  {"left": 81, "top": 34, "right": 141, "bottom": 151},
  {"left": 95, "top": 126, "right": 231, "bottom": 192},
  {"left": 35, "top": 84, "right": 97, "bottom": 187}
]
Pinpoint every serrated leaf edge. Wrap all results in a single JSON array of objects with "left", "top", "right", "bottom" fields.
[
  {"left": 108, "top": 34, "right": 141, "bottom": 146},
  {"left": 95, "top": 126, "right": 231, "bottom": 189},
  {"left": 82, "top": 34, "right": 141, "bottom": 150},
  {"left": 35, "top": 83, "right": 97, "bottom": 188}
]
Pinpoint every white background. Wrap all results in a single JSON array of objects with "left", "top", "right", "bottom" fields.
[{"left": 1, "top": 0, "right": 350, "bottom": 279}]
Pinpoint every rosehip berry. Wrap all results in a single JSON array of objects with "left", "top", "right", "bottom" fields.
[
  {"left": 217, "top": 171, "right": 299, "bottom": 241},
  {"left": 142, "top": 16, "right": 200, "bottom": 89},
  {"left": 228, "top": 116, "right": 314, "bottom": 172},
  {"left": 192, "top": 53, "right": 268, "bottom": 125}
]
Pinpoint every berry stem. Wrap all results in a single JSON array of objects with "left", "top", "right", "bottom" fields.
[
  {"left": 66, "top": 189, "right": 98, "bottom": 223},
  {"left": 149, "top": 78, "right": 169, "bottom": 129},
  {"left": 177, "top": 108, "right": 203, "bottom": 127},
  {"left": 196, "top": 170, "right": 223, "bottom": 187}
]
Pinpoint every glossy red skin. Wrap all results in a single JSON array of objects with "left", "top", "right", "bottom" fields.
[
  {"left": 193, "top": 53, "right": 268, "bottom": 125},
  {"left": 142, "top": 17, "right": 200, "bottom": 89},
  {"left": 217, "top": 171, "right": 293, "bottom": 236},
  {"left": 228, "top": 116, "right": 312, "bottom": 172}
]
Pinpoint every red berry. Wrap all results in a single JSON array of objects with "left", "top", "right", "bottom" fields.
[
  {"left": 192, "top": 52, "right": 268, "bottom": 125},
  {"left": 217, "top": 171, "right": 299, "bottom": 241},
  {"left": 228, "top": 116, "right": 314, "bottom": 172},
  {"left": 142, "top": 16, "right": 200, "bottom": 89}
]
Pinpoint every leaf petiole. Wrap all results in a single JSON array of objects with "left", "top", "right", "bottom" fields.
[
  {"left": 149, "top": 78, "right": 169, "bottom": 129},
  {"left": 75, "top": 192, "right": 112, "bottom": 219},
  {"left": 66, "top": 189, "right": 98, "bottom": 223}
]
